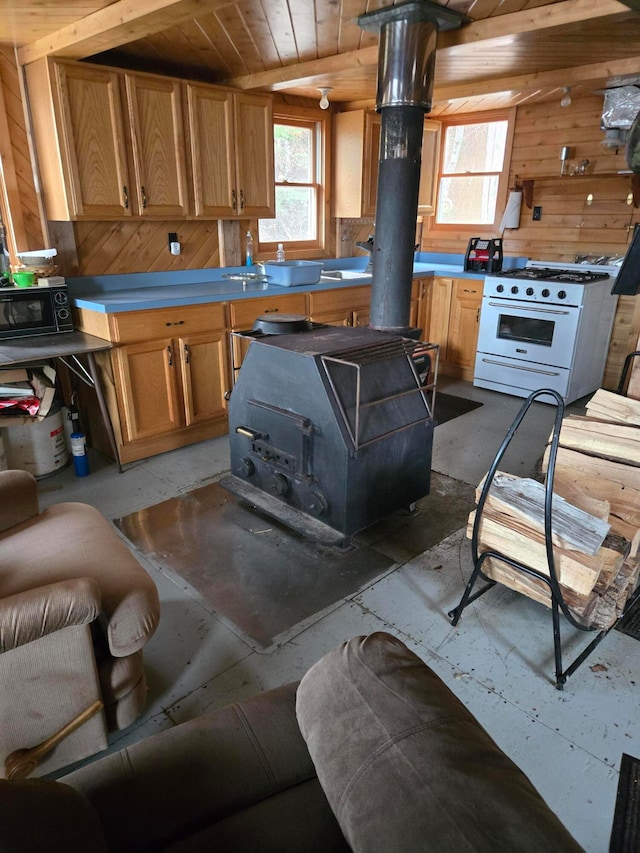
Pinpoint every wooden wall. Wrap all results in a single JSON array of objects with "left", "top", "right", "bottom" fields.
[{"left": 0, "top": 47, "right": 44, "bottom": 255}]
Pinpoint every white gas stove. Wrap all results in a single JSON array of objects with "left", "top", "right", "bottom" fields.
[{"left": 474, "top": 261, "right": 619, "bottom": 404}]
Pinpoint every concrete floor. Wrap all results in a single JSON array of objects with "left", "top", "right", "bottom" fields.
[{"left": 35, "top": 378, "right": 639, "bottom": 852}]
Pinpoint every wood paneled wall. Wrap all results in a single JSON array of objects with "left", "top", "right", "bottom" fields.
[{"left": 0, "top": 47, "right": 44, "bottom": 255}]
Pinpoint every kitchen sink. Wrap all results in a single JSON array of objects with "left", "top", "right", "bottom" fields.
[{"left": 321, "top": 270, "right": 372, "bottom": 280}]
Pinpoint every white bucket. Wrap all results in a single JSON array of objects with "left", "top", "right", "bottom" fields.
[{"left": 3, "top": 401, "right": 70, "bottom": 478}]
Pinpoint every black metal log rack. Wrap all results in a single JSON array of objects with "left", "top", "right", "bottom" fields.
[{"left": 448, "top": 388, "right": 640, "bottom": 690}]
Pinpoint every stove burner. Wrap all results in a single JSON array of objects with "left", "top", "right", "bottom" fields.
[{"left": 496, "top": 267, "right": 609, "bottom": 283}]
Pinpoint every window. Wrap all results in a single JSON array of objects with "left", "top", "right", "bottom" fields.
[
  {"left": 434, "top": 112, "right": 513, "bottom": 229},
  {"left": 258, "top": 109, "right": 326, "bottom": 255}
]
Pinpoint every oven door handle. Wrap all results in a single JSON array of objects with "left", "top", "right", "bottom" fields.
[
  {"left": 486, "top": 301, "right": 571, "bottom": 316},
  {"left": 479, "top": 357, "right": 561, "bottom": 377}
]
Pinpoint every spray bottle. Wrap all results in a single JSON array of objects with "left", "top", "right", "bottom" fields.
[{"left": 245, "top": 231, "right": 254, "bottom": 266}]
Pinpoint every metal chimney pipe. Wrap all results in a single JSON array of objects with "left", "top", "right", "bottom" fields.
[{"left": 358, "top": 1, "right": 468, "bottom": 333}]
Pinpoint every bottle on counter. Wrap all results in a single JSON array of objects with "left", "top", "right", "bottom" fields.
[
  {"left": 276, "top": 243, "right": 286, "bottom": 262},
  {"left": 246, "top": 231, "right": 254, "bottom": 267}
]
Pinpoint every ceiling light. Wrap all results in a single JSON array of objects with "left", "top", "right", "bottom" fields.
[
  {"left": 560, "top": 86, "right": 572, "bottom": 108},
  {"left": 318, "top": 87, "right": 332, "bottom": 110}
]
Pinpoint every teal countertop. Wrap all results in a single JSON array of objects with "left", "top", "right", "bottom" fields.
[{"left": 67, "top": 254, "right": 527, "bottom": 314}]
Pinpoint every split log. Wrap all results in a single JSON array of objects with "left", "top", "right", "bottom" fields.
[
  {"left": 551, "top": 476, "right": 610, "bottom": 521},
  {"left": 553, "top": 415, "right": 640, "bottom": 467},
  {"left": 545, "top": 460, "right": 640, "bottom": 524},
  {"left": 467, "top": 510, "right": 627, "bottom": 596},
  {"left": 585, "top": 389, "right": 640, "bottom": 426},
  {"left": 477, "top": 470, "right": 610, "bottom": 555},
  {"left": 480, "top": 553, "right": 639, "bottom": 630},
  {"left": 542, "top": 445, "right": 640, "bottom": 491}
]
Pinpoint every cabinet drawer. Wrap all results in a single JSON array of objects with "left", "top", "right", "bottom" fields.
[
  {"left": 110, "top": 303, "right": 227, "bottom": 343},
  {"left": 229, "top": 294, "right": 307, "bottom": 329},
  {"left": 308, "top": 286, "right": 371, "bottom": 315}
]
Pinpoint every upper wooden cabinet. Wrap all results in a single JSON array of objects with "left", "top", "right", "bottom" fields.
[
  {"left": 418, "top": 120, "right": 441, "bottom": 216},
  {"left": 184, "top": 84, "right": 274, "bottom": 218},
  {"left": 123, "top": 74, "right": 189, "bottom": 217},
  {"left": 333, "top": 110, "right": 441, "bottom": 219},
  {"left": 333, "top": 110, "right": 380, "bottom": 219},
  {"left": 26, "top": 60, "right": 131, "bottom": 219},
  {"left": 24, "top": 58, "right": 274, "bottom": 221}
]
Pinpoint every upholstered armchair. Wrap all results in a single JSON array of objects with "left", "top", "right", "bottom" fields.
[{"left": 0, "top": 469, "right": 160, "bottom": 779}]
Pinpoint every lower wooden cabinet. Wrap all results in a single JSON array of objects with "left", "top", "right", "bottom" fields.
[
  {"left": 75, "top": 303, "right": 230, "bottom": 464},
  {"left": 417, "top": 276, "right": 483, "bottom": 381},
  {"left": 307, "top": 286, "right": 371, "bottom": 327}
]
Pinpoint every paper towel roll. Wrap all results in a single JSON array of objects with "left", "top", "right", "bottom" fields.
[{"left": 499, "top": 190, "right": 523, "bottom": 231}]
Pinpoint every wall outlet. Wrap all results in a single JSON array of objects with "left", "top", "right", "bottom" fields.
[
  {"left": 533, "top": 206, "right": 542, "bottom": 221},
  {"left": 168, "top": 232, "right": 180, "bottom": 255}
]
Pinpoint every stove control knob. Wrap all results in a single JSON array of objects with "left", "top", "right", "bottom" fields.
[
  {"left": 238, "top": 457, "right": 255, "bottom": 478},
  {"left": 526, "top": 287, "right": 534, "bottom": 296},
  {"left": 511, "top": 286, "right": 519, "bottom": 294},
  {"left": 305, "top": 489, "right": 328, "bottom": 517},
  {"left": 558, "top": 290, "right": 567, "bottom": 299},
  {"left": 541, "top": 288, "right": 550, "bottom": 298},
  {"left": 496, "top": 284, "right": 504, "bottom": 293},
  {"left": 269, "top": 473, "right": 290, "bottom": 497}
]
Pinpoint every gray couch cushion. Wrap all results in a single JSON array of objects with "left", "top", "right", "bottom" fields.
[{"left": 296, "top": 632, "right": 583, "bottom": 853}]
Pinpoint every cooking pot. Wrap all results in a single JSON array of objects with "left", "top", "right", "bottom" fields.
[{"left": 252, "top": 313, "right": 311, "bottom": 335}]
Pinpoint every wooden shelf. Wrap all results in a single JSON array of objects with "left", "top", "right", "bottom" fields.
[{"left": 515, "top": 172, "right": 639, "bottom": 208}]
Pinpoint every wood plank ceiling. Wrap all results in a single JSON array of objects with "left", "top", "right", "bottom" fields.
[{"left": 1, "top": 1, "right": 639, "bottom": 114}]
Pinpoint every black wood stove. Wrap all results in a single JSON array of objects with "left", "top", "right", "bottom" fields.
[{"left": 221, "top": 322, "right": 436, "bottom": 545}]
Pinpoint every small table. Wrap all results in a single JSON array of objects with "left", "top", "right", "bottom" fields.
[{"left": 0, "top": 331, "right": 120, "bottom": 467}]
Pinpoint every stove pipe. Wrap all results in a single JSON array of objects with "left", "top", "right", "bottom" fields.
[{"left": 358, "top": 1, "right": 468, "bottom": 333}]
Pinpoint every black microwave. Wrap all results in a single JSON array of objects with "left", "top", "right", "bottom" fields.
[{"left": 0, "top": 283, "right": 74, "bottom": 340}]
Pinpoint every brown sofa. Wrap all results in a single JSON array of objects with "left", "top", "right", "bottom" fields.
[
  {"left": 0, "top": 469, "right": 160, "bottom": 778},
  {"left": 0, "top": 633, "right": 582, "bottom": 852}
]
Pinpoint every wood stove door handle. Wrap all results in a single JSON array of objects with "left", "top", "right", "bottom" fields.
[{"left": 236, "top": 426, "right": 264, "bottom": 440}]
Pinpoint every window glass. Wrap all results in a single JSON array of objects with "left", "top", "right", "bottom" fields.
[
  {"left": 435, "top": 116, "right": 510, "bottom": 228},
  {"left": 259, "top": 115, "right": 325, "bottom": 252}
]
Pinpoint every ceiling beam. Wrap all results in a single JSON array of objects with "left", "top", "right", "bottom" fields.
[
  {"left": 16, "top": 0, "right": 232, "bottom": 66},
  {"left": 226, "top": 0, "right": 631, "bottom": 92},
  {"left": 438, "top": 0, "right": 630, "bottom": 48},
  {"left": 433, "top": 56, "right": 640, "bottom": 102}
]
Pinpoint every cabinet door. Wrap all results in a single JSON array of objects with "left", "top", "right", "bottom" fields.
[
  {"left": 447, "top": 279, "right": 483, "bottom": 372},
  {"left": 55, "top": 63, "right": 131, "bottom": 218},
  {"left": 362, "top": 113, "right": 381, "bottom": 217},
  {"left": 114, "top": 339, "right": 183, "bottom": 443},
  {"left": 178, "top": 330, "right": 229, "bottom": 426},
  {"left": 185, "top": 83, "right": 236, "bottom": 217},
  {"left": 233, "top": 93, "right": 275, "bottom": 217},
  {"left": 125, "top": 74, "right": 189, "bottom": 216},
  {"left": 418, "top": 120, "right": 441, "bottom": 216},
  {"left": 420, "top": 276, "right": 452, "bottom": 352}
]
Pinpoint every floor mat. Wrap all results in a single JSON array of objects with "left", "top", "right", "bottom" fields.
[
  {"left": 609, "top": 753, "right": 640, "bottom": 852},
  {"left": 433, "top": 392, "right": 483, "bottom": 426},
  {"left": 115, "top": 474, "right": 475, "bottom": 651}
]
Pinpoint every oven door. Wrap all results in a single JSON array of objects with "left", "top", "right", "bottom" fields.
[
  {"left": 0, "top": 289, "right": 56, "bottom": 340},
  {"left": 477, "top": 297, "right": 580, "bottom": 369}
]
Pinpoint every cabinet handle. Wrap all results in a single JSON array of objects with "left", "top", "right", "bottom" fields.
[
  {"left": 463, "top": 288, "right": 478, "bottom": 293},
  {"left": 239, "top": 189, "right": 245, "bottom": 211},
  {"left": 264, "top": 308, "right": 279, "bottom": 314},
  {"left": 123, "top": 186, "right": 129, "bottom": 209},
  {"left": 167, "top": 344, "right": 173, "bottom": 367},
  {"left": 476, "top": 308, "right": 480, "bottom": 323},
  {"left": 141, "top": 186, "right": 147, "bottom": 209},
  {"left": 165, "top": 320, "right": 185, "bottom": 327},
  {"left": 232, "top": 189, "right": 237, "bottom": 212},
  {"left": 183, "top": 343, "right": 191, "bottom": 364}
]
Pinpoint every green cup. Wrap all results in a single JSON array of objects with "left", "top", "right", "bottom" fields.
[{"left": 12, "top": 271, "right": 35, "bottom": 288}]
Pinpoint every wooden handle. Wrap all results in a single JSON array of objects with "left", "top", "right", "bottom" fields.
[{"left": 5, "top": 699, "right": 104, "bottom": 780}]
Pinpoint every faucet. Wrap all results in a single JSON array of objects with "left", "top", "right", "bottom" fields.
[{"left": 356, "top": 234, "right": 375, "bottom": 273}]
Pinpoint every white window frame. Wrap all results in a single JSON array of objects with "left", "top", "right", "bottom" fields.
[
  {"left": 258, "top": 105, "right": 329, "bottom": 258},
  {"left": 428, "top": 109, "right": 515, "bottom": 236}
]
